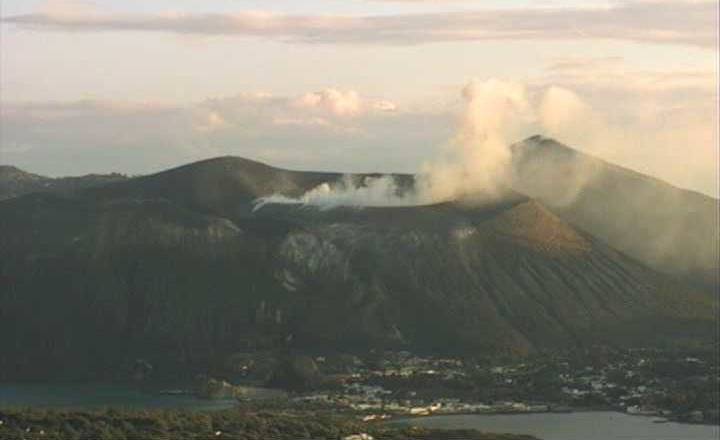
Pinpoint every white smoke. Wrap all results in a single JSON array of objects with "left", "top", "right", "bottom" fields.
[
  {"left": 522, "top": 86, "right": 603, "bottom": 206},
  {"left": 253, "top": 174, "right": 423, "bottom": 211},
  {"left": 417, "top": 79, "right": 532, "bottom": 202},
  {"left": 539, "top": 86, "right": 591, "bottom": 136},
  {"left": 254, "top": 79, "right": 592, "bottom": 210}
]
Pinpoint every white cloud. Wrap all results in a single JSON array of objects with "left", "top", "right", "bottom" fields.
[
  {"left": 294, "top": 88, "right": 397, "bottom": 117},
  {"left": 539, "top": 86, "right": 592, "bottom": 135},
  {"left": 532, "top": 57, "right": 718, "bottom": 196},
  {"left": 38, "top": 0, "right": 99, "bottom": 17},
  {"left": 295, "top": 89, "right": 363, "bottom": 116},
  {"left": 271, "top": 116, "right": 331, "bottom": 128},
  {"left": 2, "top": 0, "right": 716, "bottom": 48},
  {"left": 0, "top": 89, "right": 423, "bottom": 177},
  {"left": 543, "top": 57, "right": 717, "bottom": 93},
  {"left": 193, "top": 110, "right": 228, "bottom": 133},
  {"left": 1, "top": 67, "right": 716, "bottom": 197},
  {"left": 373, "top": 100, "right": 398, "bottom": 112}
]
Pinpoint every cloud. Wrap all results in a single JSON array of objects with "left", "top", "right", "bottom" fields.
[
  {"left": 418, "top": 79, "right": 533, "bottom": 202},
  {"left": 38, "top": 0, "right": 99, "bottom": 16},
  {"left": 539, "top": 86, "right": 592, "bottom": 135},
  {"left": 294, "top": 88, "right": 398, "bottom": 117},
  {"left": 373, "top": 100, "right": 398, "bottom": 112},
  {"left": 1, "top": 65, "right": 717, "bottom": 197},
  {"left": 258, "top": 71, "right": 718, "bottom": 210},
  {"left": 295, "top": 89, "right": 363, "bottom": 116},
  {"left": 193, "top": 111, "right": 228, "bottom": 133},
  {"left": 271, "top": 116, "right": 331, "bottom": 128},
  {"left": 531, "top": 57, "right": 718, "bottom": 197},
  {"left": 0, "top": 89, "right": 423, "bottom": 177},
  {"left": 543, "top": 57, "right": 717, "bottom": 93},
  {"left": 2, "top": 0, "right": 716, "bottom": 48},
  {"left": 257, "top": 79, "right": 538, "bottom": 209}
]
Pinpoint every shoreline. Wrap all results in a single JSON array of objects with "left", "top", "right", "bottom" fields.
[
  {"left": 2, "top": 382, "right": 717, "bottom": 427},
  {"left": 385, "top": 409, "right": 720, "bottom": 428}
]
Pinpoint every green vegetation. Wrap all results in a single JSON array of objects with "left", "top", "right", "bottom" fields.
[{"left": 0, "top": 409, "right": 538, "bottom": 440}]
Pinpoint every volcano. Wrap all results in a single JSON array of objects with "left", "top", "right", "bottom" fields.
[{"left": 0, "top": 137, "right": 716, "bottom": 380}]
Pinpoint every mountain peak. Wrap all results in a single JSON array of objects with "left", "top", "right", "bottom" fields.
[
  {"left": 512, "top": 135, "right": 718, "bottom": 287},
  {"left": 516, "top": 135, "right": 581, "bottom": 159},
  {"left": 172, "top": 155, "right": 276, "bottom": 172}
]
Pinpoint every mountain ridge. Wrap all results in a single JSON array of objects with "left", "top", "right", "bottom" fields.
[
  {"left": 0, "top": 143, "right": 716, "bottom": 380},
  {"left": 3, "top": 136, "right": 717, "bottom": 289},
  {"left": 513, "top": 136, "right": 719, "bottom": 288},
  {"left": 0, "top": 164, "right": 128, "bottom": 201}
]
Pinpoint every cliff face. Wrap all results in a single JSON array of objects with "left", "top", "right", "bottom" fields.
[{"left": 0, "top": 154, "right": 716, "bottom": 380}]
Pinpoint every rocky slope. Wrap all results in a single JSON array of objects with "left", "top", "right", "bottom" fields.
[
  {"left": 512, "top": 136, "right": 719, "bottom": 289},
  {"left": 0, "top": 152, "right": 716, "bottom": 380}
]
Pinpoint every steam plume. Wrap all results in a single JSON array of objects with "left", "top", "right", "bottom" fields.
[
  {"left": 253, "top": 175, "right": 422, "bottom": 211},
  {"left": 254, "top": 79, "right": 587, "bottom": 210},
  {"left": 417, "top": 79, "right": 531, "bottom": 202}
]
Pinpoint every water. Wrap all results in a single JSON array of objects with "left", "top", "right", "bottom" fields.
[
  {"left": 0, "top": 383, "right": 238, "bottom": 411},
  {"left": 393, "top": 412, "right": 719, "bottom": 440}
]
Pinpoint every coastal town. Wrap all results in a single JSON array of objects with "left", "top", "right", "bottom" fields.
[{"left": 199, "top": 346, "right": 719, "bottom": 426}]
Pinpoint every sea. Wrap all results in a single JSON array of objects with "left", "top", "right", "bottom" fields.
[{"left": 392, "top": 411, "right": 719, "bottom": 440}]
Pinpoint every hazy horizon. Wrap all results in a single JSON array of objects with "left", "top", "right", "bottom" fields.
[
  {"left": 1, "top": 5, "right": 718, "bottom": 436},
  {"left": 1, "top": 0, "right": 718, "bottom": 197}
]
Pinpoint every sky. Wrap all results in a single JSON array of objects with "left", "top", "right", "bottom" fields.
[{"left": 1, "top": 0, "right": 718, "bottom": 197}]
